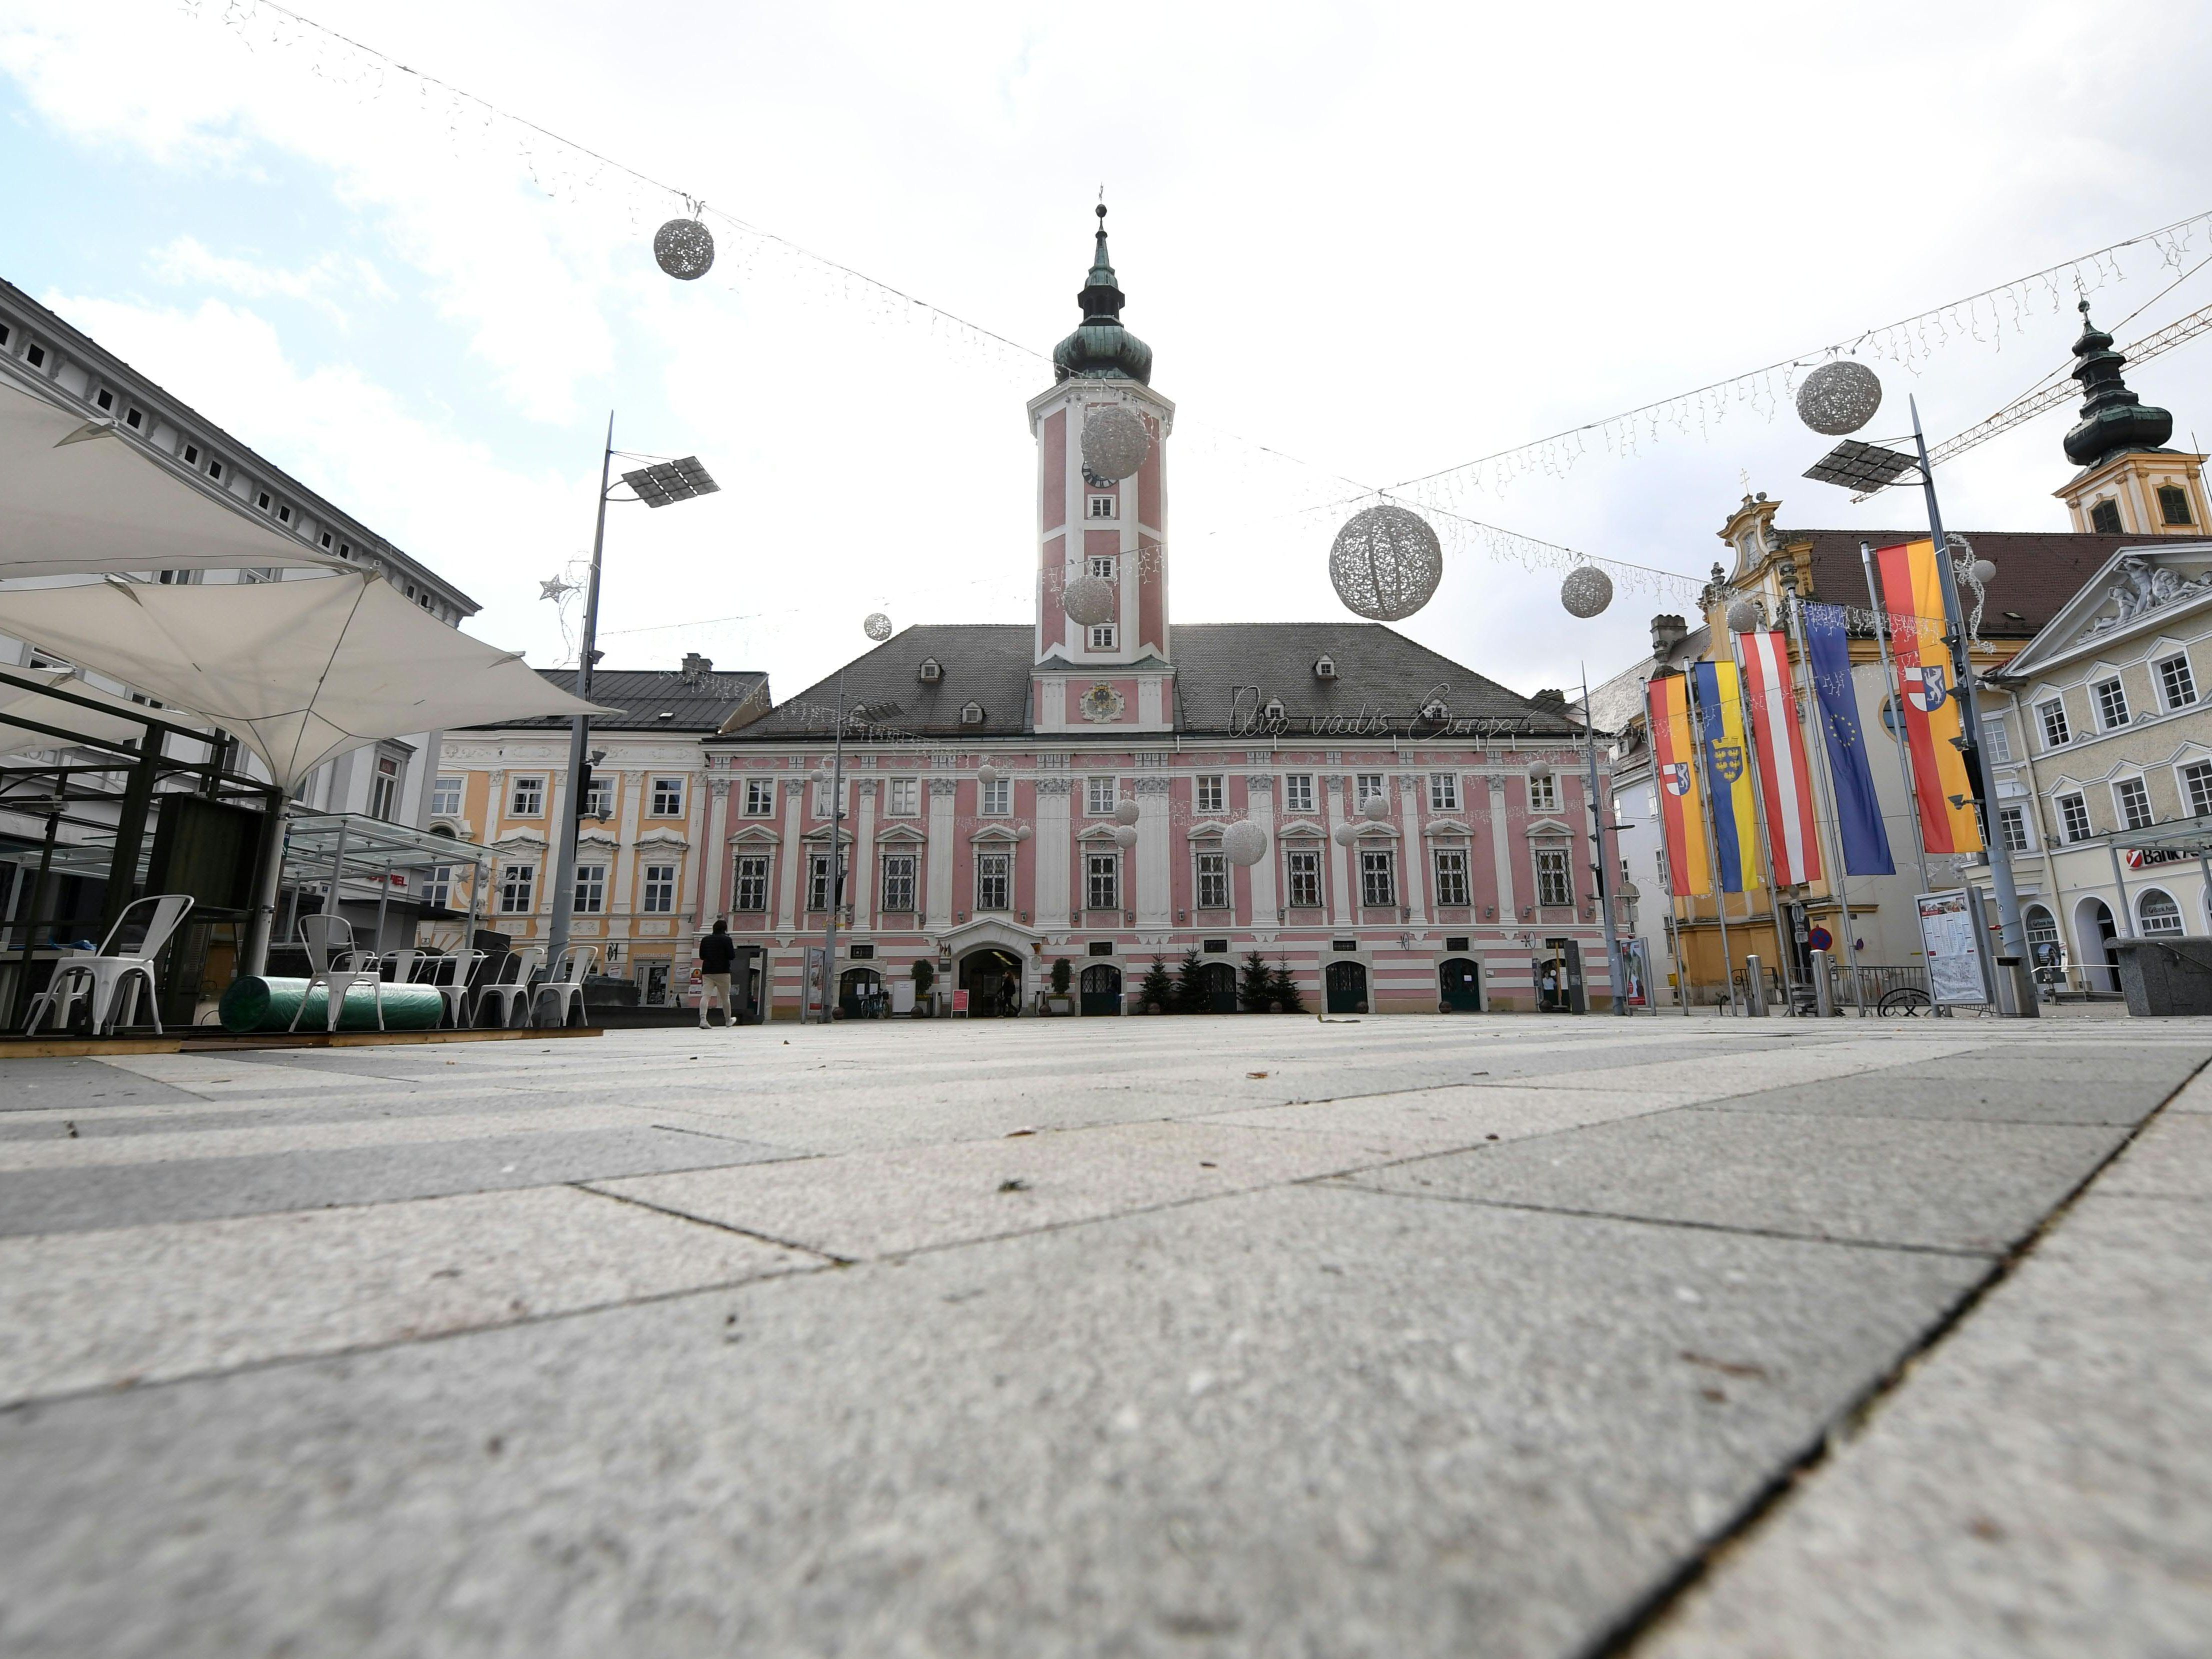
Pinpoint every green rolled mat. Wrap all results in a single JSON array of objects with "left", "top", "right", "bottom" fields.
[{"left": 220, "top": 976, "right": 446, "bottom": 1034}]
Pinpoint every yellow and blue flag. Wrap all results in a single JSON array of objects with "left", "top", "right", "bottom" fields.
[{"left": 1691, "top": 660, "right": 1763, "bottom": 894}]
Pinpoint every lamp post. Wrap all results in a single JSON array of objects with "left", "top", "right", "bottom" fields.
[
  {"left": 544, "top": 424, "right": 718, "bottom": 994},
  {"left": 806, "top": 616, "right": 892, "bottom": 1025}
]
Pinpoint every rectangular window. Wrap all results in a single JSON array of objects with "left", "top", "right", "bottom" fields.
[
  {"left": 1086, "top": 776, "right": 1118, "bottom": 816},
  {"left": 370, "top": 754, "right": 401, "bottom": 822},
  {"left": 581, "top": 775, "right": 614, "bottom": 820},
  {"left": 2039, "top": 700, "right": 2071, "bottom": 748},
  {"left": 976, "top": 850, "right": 1012, "bottom": 910},
  {"left": 2158, "top": 654, "right": 2198, "bottom": 710},
  {"left": 1284, "top": 774, "right": 1314, "bottom": 814},
  {"left": 642, "top": 864, "right": 676, "bottom": 913},
  {"left": 430, "top": 774, "right": 463, "bottom": 816},
  {"left": 1086, "top": 852, "right": 1119, "bottom": 911},
  {"left": 1998, "top": 805, "right": 2030, "bottom": 854},
  {"left": 1428, "top": 774, "right": 1460, "bottom": 812},
  {"left": 2184, "top": 760, "right": 2212, "bottom": 819},
  {"left": 1088, "top": 624, "right": 1118, "bottom": 650},
  {"left": 1196, "top": 850, "right": 1229, "bottom": 910},
  {"left": 2058, "top": 792, "right": 2093, "bottom": 844},
  {"left": 886, "top": 777, "right": 918, "bottom": 816},
  {"left": 1286, "top": 848, "right": 1322, "bottom": 908},
  {"left": 1536, "top": 848, "right": 1573, "bottom": 907},
  {"left": 1360, "top": 850, "right": 1397, "bottom": 909},
  {"left": 422, "top": 866, "right": 452, "bottom": 908},
  {"left": 1979, "top": 718, "right": 2012, "bottom": 764},
  {"left": 807, "top": 852, "right": 832, "bottom": 912},
  {"left": 732, "top": 854, "right": 770, "bottom": 912},
  {"left": 980, "top": 777, "right": 1010, "bottom": 816},
  {"left": 2160, "top": 484, "right": 2196, "bottom": 526},
  {"left": 2115, "top": 776, "right": 2154, "bottom": 831},
  {"left": 2091, "top": 499, "right": 2123, "bottom": 534},
  {"left": 650, "top": 776, "right": 684, "bottom": 816},
  {"left": 742, "top": 778, "right": 776, "bottom": 816},
  {"left": 1195, "top": 774, "right": 1224, "bottom": 814},
  {"left": 1088, "top": 555, "right": 1116, "bottom": 579},
  {"left": 1434, "top": 848, "right": 1470, "bottom": 908},
  {"left": 498, "top": 862, "right": 536, "bottom": 914},
  {"left": 880, "top": 853, "right": 916, "bottom": 912},
  {"left": 1354, "top": 773, "right": 1386, "bottom": 806},
  {"left": 1088, "top": 495, "right": 1116, "bottom": 519},
  {"left": 810, "top": 780, "right": 834, "bottom": 818},
  {"left": 510, "top": 776, "right": 544, "bottom": 816},
  {"left": 573, "top": 864, "right": 606, "bottom": 914},
  {"left": 1528, "top": 772, "right": 1559, "bottom": 812},
  {"left": 2094, "top": 677, "right": 2130, "bottom": 730}
]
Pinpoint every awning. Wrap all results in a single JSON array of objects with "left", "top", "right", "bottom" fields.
[
  {"left": 0, "top": 376, "right": 347, "bottom": 579},
  {"left": 0, "top": 666, "right": 208, "bottom": 758},
  {"left": 0, "top": 570, "right": 612, "bottom": 790}
]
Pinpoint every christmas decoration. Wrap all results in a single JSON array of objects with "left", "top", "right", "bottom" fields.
[
  {"left": 1112, "top": 824, "right": 1139, "bottom": 848},
  {"left": 1362, "top": 793, "right": 1391, "bottom": 822},
  {"left": 1332, "top": 822, "right": 1358, "bottom": 846},
  {"left": 1560, "top": 565, "right": 1614, "bottom": 618},
  {"left": 1795, "top": 360, "right": 1882, "bottom": 436},
  {"left": 863, "top": 612, "right": 894, "bottom": 642},
  {"left": 653, "top": 216, "right": 716, "bottom": 281},
  {"left": 976, "top": 764, "right": 1002, "bottom": 785},
  {"left": 1113, "top": 800, "right": 1141, "bottom": 826},
  {"left": 1329, "top": 504, "right": 1443, "bottom": 622},
  {"left": 1222, "top": 820, "right": 1267, "bottom": 866},
  {"left": 1016, "top": 824, "right": 1033, "bottom": 842},
  {"left": 1062, "top": 574, "right": 1116, "bottom": 628},
  {"left": 1726, "top": 600, "right": 1762, "bottom": 634},
  {"left": 1080, "top": 404, "right": 1149, "bottom": 482}
]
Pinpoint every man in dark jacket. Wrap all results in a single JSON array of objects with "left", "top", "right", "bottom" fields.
[{"left": 699, "top": 920, "right": 738, "bottom": 1030}]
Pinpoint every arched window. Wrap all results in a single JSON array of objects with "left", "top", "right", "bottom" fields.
[{"left": 2139, "top": 888, "right": 2184, "bottom": 936}]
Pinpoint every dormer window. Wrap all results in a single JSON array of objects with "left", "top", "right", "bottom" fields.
[
  {"left": 1314, "top": 655, "right": 1337, "bottom": 680},
  {"left": 1088, "top": 496, "right": 1116, "bottom": 520},
  {"left": 1422, "top": 698, "right": 1448, "bottom": 720},
  {"left": 960, "top": 701, "right": 985, "bottom": 724},
  {"left": 2091, "top": 500, "right": 2123, "bottom": 534},
  {"left": 919, "top": 658, "right": 942, "bottom": 683},
  {"left": 1263, "top": 697, "right": 1286, "bottom": 720}
]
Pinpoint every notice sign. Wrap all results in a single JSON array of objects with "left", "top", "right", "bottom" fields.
[
  {"left": 952, "top": 988, "right": 970, "bottom": 1015},
  {"left": 1916, "top": 890, "right": 1988, "bottom": 1006}
]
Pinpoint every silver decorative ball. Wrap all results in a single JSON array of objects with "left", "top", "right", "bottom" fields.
[
  {"left": 1062, "top": 574, "right": 1116, "bottom": 628},
  {"left": 1726, "top": 600, "right": 1762, "bottom": 634},
  {"left": 1362, "top": 792, "right": 1391, "bottom": 822},
  {"left": 1970, "top": 558, "right": 1997, "bottom": 586},
  {"left": 1222, "top": 819, "right": 1267, "bottom": 866},
  {"left": 1332, "top": 822, "right": 1358, "bottom": 846},
  {"left": 1329, "top": 504, "right": 1443, "bottom": 622},
  {"left": 1113, "top": 800, "right": 1141, "bottom": 827},
  {"left": 1112, "top": 824, "right": 1139, "bottom": 848},
  {"left": 976, "top": 764, "right": 1002, "bottom": 786},
  {"left": 808, "top": 768, "right": 828, "bottom": 784},
  {"left": 1528, "top": 760, "right": 1552, "bottom": 782},
  {"left": 1080, "top": 404, "right": 1150, "bottom": 481},
  {"left": 1795, "top": 360, "right": 1882, "bottom": 436},
  {"left": 1016, "top": 824, "right": 1033, "bottom": 842},
  {"left": 862, "top": 612, "right": 893, "bottom": 642},
  {"left": 653, "top": 218, "right": 716, "bottom": 281},
  {"left": 1560, "top": 565, "right": 1614, "bottom": 618}
]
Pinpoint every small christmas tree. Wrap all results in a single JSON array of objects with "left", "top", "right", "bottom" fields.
[
  {"left": 912, "top": 958, "right": 936, "bottom": 1006},
  {"left": 1238, "top": 950, "right": 1274, "bottom": 1012},
  {"left": 1174, "top": 947, "right": 1210, "bottom": 1014},
  {"left": 1268, "top": 960, "right": 1306, "bottom": 1013},
  {"left": 1138, "top": 956, "right": 1176, "bottom": 1014},
  {"left": 1050, "top": 956, "right": 1072, "bottom": 998}
]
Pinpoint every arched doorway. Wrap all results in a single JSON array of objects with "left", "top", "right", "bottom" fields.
[
  {"left": 1079, "top": 962, "right": 1122, "bottom": 1015},
  {"left": 2024, "top": 904, "right": 2064, "bottom": 986},
  {"left": 1198, "top": 960, "right": 1238, "bottom": 1013},
  {"left": 838, "top": 966, "right": 884, "bottom": 1018},
  {"left": 1325, "top": 960, "right": 1368, "bottom": 1014},
  {"left": 1438, "top": 957, "right": 1482, "bottom": 1012},
  {"left": 959, "top": 948, "right": 1026, "bottom": 1016},
  {"left": 2075, "top": 896, "right": 2119, "bottom": 994}
]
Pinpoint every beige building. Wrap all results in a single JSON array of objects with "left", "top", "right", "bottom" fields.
[{"left": 430, "top": 656, "right": 768, "bottom": 1004}]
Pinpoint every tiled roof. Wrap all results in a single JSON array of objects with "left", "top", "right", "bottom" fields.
[
  {"left": 476, "top": 667, "right": 768, "bottom": 732},
  {"left": 1794, "top": 528, "right": 2188, "bottom": 637}
]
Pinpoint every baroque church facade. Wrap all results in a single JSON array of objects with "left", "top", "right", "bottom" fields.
[{"left": 698, "top": 212, "right": 1614, "bottom": 1016}]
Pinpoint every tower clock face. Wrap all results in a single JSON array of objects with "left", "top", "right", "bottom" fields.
[{"left": 1081, "top": 466, "right": 1114, "bottom": 490}]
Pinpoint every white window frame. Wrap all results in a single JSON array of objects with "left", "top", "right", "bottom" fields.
[
  {"left": 1085, "top": 851, "right": 1120, "bottom": 911},
  {"left": 1978, "top": 718, "right": 2012, "bottom": 764},
  {"left": 732, "top": 854, "right": 770, "bottom": 912},
  {"left": 2158, "top": 654, "right": 2198, "bottom": 712},
  {"left": 1087, "top": 554, "right": 1117, "bottom": 579},
  {"left": 1528, "top": 772, "right": 1560, "bottom": 812},
  {"left": 1359, "top": 848, "right": 1397, "bottom": 909},
  {"left": 1086, "top": 776, "right": 1118, "bottom": 817},
  {"left": 1997, "top": 804, "right": 2031, "bottom": 854},
  {"left": 1088, "top": 623, "right": 1118, "bottom": 650},
  {"left": 1087, "top": 495, "right": 1116, "bottom": 520},
  {"left": 650, "top": 776, "right": 684, "bottom": 816},
  {"left": 1283, "top": 774, "right": 1314, "bottom": 814},
  {"left": 2181, "top": 759, "right": 2212, "bottom": 820},
  {"left": 2140, "top": 888, "right": 2184, "bottom": 936},
  {"left": 1285, "top": 848, "right": 1322, "bottom": 908},
  {"left": 430, "top": 774, "right": 464, "bottom": 817},
  {"left": 580, "top": 774, "right": 614, "bottom": 820},
  {"left": 1354, "top": 773, "right": 1386, "bottom": 806},
  {"left": 886, "top": 777, "right": 918, "bottom": 816},
  {"left": 1534, "top": 846, "right": 1572, "bottom": 907},
  {"left": 370, "top": 752, "right": 402, "bottom": 822},
  {"left": 2113, "top": 775, "right": 2154, "bottom": 832},
  {"left": 2058, "top": 792, "right": 2093, "bottom": 844},
  {"left": 2038, "top": 698, "right": 2072, "bottom": 749},
  {"left": 880, "top": 852, "right": 916, "bottom": 913},
  {"left": 1433, "top": 848, "right": 1470, "bottom": 908},
  {"left": 2093, "top": 676, "right": 2131, "bottom": 732},
  {"left": 1195, "top": 850, "right": 1230, "bottom": 910},
  {"left": 742, "top": 778, "right": 776, "bottom": 817},
  {"left": 806, "top": 852, "right": 834, "bottom": 912},
  {"left": 642, "top": 864, "right": 677, "bottom": 914},
  {"left": 572, "top": 863, "right": 606, "bottom": 915},
  {"left": 979, "top": 776, "right": 1011, "bottom": 816},
  {"left": 1195, "top": 774, "right": 1224, "bottom": 814},
  {"left": 498, "top": 862, "right": 536, "bottom": 914},
  {"left": 1428, "top": 774, "right": 1460, "bottom": 812},
  {"left": 974, "top": 850, "right": 1012, "bottom": 911},
  {"left": 510, "top": 776, "right": 545, "bottom": 817}
]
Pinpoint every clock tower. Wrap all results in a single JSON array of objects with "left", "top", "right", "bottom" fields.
[{"left": 1028, "top": 206, "right": 1177, "bottom": 734}]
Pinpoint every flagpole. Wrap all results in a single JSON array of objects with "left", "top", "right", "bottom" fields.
[
  {"left": 1684, "top": 666, "right": 1742, "bottom": 1016},
  {"left": 1861, "top": 540, "right": 1934, "bottom": 894},
  {"left": 1726, "top": 630, "right": 1800, "bottom": 1014},
  {"left": 1786, "top": 588, "right": 1868, "bottom": 1013},
  {"left": 1580, "top": 664, "right": 1629, "bottom": 1016}
]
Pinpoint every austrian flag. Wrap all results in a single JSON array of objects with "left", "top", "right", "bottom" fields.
[{"left": 1737, "top": 630, "right": 1821, "bottom": 886}]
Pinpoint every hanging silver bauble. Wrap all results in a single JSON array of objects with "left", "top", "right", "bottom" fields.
[
  {"left": 1970, "top": 558, "right": 1998, "bottom": 586},
  {"left": 653, "top": 218, "right": 716, "bottom": 281},
  {"left": 976, "top": 764, "right": 1002, "bottom": 786},
  {"left": 1794, "top": 360, "right": 1882, "bottom": 436},
  {"left": 1362, "top": 792, "right": 1392, "bottom": 822},
  {"left": 1113, "top": 799, "right": 1141, "bottom": 827},
  {"left": 862, "top": 612, "right": 894, "bottom": 642},
  {"left": 1560, "top": 565, "right": 1614, "bottom": 618},
  {"left": 1332, "top": 822, "right": 1358, "bottom": 846},
  {"left": 808, "top": 768, "right": 828, "bottom": 784},
  {"left": 1222, "top": 819, "right": 1268, "bottom": 866},
  {"left": 1080, "top": 404, "right": 1150, "bottom": 481},
  {"left": 1528, "top": 759, "right": 1552, "bottom": 782},
  {"left": 1726, "top": 600, "right": 1762, "bottom": 634},
  {"left": 1062, "top": 574, "right": 1116, "bottom": 628},
  {"left": 1328, "top": 504, "right": 1443, "bottom": 622},
  {"left": 1112, "top": 824, "right": 1140, "bottom": 848},
  {"left": 1016, "top": 824, "right": 1033, "bottom": 842}
]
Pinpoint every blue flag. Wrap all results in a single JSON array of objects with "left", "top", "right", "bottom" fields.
[{"left": 1803, "top": 604, "right": 1896, "bottom": 876}]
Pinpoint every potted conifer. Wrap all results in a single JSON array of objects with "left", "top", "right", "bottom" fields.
[
  {"left": 1048, "top": 956, "right": 1074, "bottom": 1015},
  {"left": 911, "top": 957, "right": 936, "bottom": 1017}
]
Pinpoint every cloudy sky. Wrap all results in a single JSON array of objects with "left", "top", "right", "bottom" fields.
[{"left": 6, "top": 0, "right": 2211, "bottom": 707}]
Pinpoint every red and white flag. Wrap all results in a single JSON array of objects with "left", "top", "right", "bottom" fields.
[{"left": 1738, "top": 630, "right": 1822, "bottom": 887}]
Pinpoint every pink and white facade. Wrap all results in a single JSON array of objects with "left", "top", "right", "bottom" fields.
[{"left": 701, "top": 214, "right": 1614, "bottom": 1016}]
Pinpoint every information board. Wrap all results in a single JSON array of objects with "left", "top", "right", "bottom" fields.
[{"left": 1915, "top": 889, "right": 1989, "bottom": 1007}]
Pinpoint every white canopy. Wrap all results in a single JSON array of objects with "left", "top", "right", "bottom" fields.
[
  {"left": 0, "top": 571, "right": 610, "bottom": 790},
  {"left": 0, "top": 376, "right": 346, "bottom": 580},
  {"left": 0, "top": 666, "right": 208, "bottom": 759}
]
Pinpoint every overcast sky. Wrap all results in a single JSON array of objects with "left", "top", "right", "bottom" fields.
[{"left": 5, "top": 0, "right": 2211, "bottom": 708}]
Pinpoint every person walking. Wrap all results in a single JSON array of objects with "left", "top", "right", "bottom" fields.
[{"left": 699, "top": 919, "right": 738, "bottom": 1030}]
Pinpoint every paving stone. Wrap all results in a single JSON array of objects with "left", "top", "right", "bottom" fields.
[
  {"left": 2095, "top": 1112, "right": 2212, "bottom": 1201},
  {"left": 0, "top": 1058, "right": 207, "bottom": 1112},
  {"left": 1342, "top": 1108, "right": 2129, "bottom": 1254},
  {"left": 0, "top": 1184, "right": 1986, "bottom": 1659},
  {"left": 0, "top": 1186, "right": 817, "bottom": 1404},
  {"left": 1198, "top": 1082, "right": 1697, "bottom": 1147},
  {"left": 1702, "top": 1072, "right": 2174, "bottom": 1126}
]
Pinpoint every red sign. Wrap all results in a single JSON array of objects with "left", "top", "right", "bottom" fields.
[{"left": 952, "top": 989, "right": 970, "bottom": 1014}]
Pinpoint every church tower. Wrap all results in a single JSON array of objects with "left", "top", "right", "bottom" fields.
[
  {"left": 2054, "top": 300, "right": 2208, "bottom": 537},
  {"left": 1028, "top": 206, "right": 1178, "bottom": 734}
]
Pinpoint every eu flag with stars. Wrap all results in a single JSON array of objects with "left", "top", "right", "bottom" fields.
[{"left": 1803, "top": 603, "right": 1895, "bottom": 876}]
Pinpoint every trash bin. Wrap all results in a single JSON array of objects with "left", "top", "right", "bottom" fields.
[{"left": 2108, "top": 936, "right": 2212, "bottom": 1017}]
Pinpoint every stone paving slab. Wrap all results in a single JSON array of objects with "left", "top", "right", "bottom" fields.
[
  {"left": 0, "top": 1056, "right": 208, "bottom": 1111},
  {"left": 2094, "top": 1110, "right": 2212, "bottom": 1200},
  {"left": 0, "top": 1125, "right": 791, "bottom": 1236},
  {"left": 0, "top": 1186, "right": 818, "bottom": 1404},
  {"left": 1701, "top": 1071, "right": 2176, "bottom": 1126},
  {"left": 1340, "top": 1108, "right": 2129, "bottom": 1254},
  {"left": 1197, "top": 1081, "right": 1700, "bottom": 1147},
  {"left": 0, "top": 1184, "right": 1988, "bottom": 1659}
]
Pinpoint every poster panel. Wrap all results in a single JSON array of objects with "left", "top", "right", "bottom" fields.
[{"left": 1916, "top": 889, "right": 1989, "bottom": 1006}]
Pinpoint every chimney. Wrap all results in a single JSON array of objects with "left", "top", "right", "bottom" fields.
[
  {"left": 1650, "top": 614, "right": 1688, "bottom": 661},
  {"left": 680, "top": 652, "right": 712, "bottom": 685}
]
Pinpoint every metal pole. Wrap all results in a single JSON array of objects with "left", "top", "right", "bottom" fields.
[
  {"left": 548, "top": 412, "right": 615, "bottom": 984},
  {"left": 1726, "top": 630, "right": 1800, "bottom": 1014},
  {"left": 1684, "top": 668, "right": 1740, "bottom": 1015},
  {"left": 1580, "top": 666, "right": 1628, "bottom": 1014},
  {"left": 2108, "top": 842, "right": 2136, "bottom": 940},
  {"left": 374, "top": 854, "right": 392, "bottom": 958},
  {"left": 98, "top": 728, "right": 164, "bottom": 938},
  {"left": 1910, "top": 396, "right": 2032, "bottom": 997},
  {"left": 242, "top": 788, "right": 288, "bottom": 976},
  {"left": 1860, "top": 540, "right": 1934, "bottom": 894},
  {"left": 814, "top": 670, "right": 848, "bottom": 1024},
  {"left": 321, "top": 816, "right": 350, "bottom": 920},
  {"left": 1786, "top": 592, "right": 1867, "bottom": 1012},
  {"left": 6, "top": 805, "right": 61, "bottom": 1030}
]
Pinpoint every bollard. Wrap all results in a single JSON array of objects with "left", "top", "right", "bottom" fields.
[
  {"left": 1744, "top": 954, "right": 1768, "bottom": 1016},
  {"left": 1810, "top": 948, "right": 1835, "bottom": 1017}
]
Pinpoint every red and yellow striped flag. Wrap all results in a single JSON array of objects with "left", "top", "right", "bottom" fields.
[
  {"left": 1875, "top": 539, "right": 1983, "bottom": 856},
  {"left": 1646, "top": 672, "right": 1712, "bottom": 897}
]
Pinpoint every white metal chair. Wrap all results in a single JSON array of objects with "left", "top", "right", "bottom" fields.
[
  {"left": 24, "top": 896, "right": 195, "bottom": 1036},
  {"left": 428, "top": 948, "right": 486, "bottom": 1028},
  {"left": 473, "top": 946, "right": 546, "bottom": 1029},
  {"left": 532, "top": 944, "right": 598, "bottom": 1028},
  {"left": 382, "top": 947, "right": 430, "bottom": 986},
  {"left": 290, "top": 914, "right": 382, "bottom": 1033}
]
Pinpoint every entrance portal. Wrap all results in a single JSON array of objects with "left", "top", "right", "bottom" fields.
[
  {"left": 1438, "top": 957, "right": 1482, "bottom": 1012},
  {"left": 1079, "top": 962, "right": 1122, "bottom": 1015},
  {"left": 958, "top": 948, "right": 1026, "bottom": 1016},
  {"left": 1200, "top": 960, "right": 1238, "bottom": 1013},
  {"left": 1325, "top": 960, "right": 1369, "bottom": 1014},
  {"left": 838, "top": 966, "right": 886, "bottom": 1018}
]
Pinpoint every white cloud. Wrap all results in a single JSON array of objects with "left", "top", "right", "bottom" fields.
[{"left": 147, "top": 236, "right": 388, "bottom": 327}]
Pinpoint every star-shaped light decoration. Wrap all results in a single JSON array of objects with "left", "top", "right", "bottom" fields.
[{"left": 539, "top": 576, "right": 576, "bottom": 603}]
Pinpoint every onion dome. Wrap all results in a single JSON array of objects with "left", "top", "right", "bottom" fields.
[
  {"left": 2064, "top": 300, "right": 2174, "bottom": 470},
  {"left": 1052, "top": 204, "right": 1153, "bottom": 385}
]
